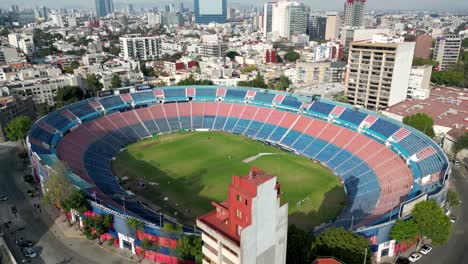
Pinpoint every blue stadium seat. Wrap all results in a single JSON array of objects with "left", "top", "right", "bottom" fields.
[
  {"left": 253, "top": 92, "right": 275, "bottom": 104},
  {"left": 192, "top": 115, "right": 204, "bottom": 129},
  {"left": 280, "top": 130, "right": 302, "bottom": 146},
  {"left": 212, "top": 116, "right": 227, "bottom": 130},
  {"left": 244, "top": 121, "right": 264, "bottom": 137},
  {"left": 203, "top": 116, "right": 215, "bottom": 129},
  {"left": 99, "top": 96, "right": 126, "bottom": 110},
  {"left": 310, "top": 101, "right": 335, "bottom": 116},
  {"left": 338, "top": 109, "right": 367, "bottom": 125},
  {"left": 154, "top": 119, "right": 170, "bottom": 133},
  {"left": 232, "top": 119, "right": 250, "bottom": 134},
  {"left": 225, "top": 89, "right": 247, "bottom": 101},
  {"left": 280, "top": 96, "right": 302, "bottom": 109},
  {"left": 268, "top": 127, "right": 288, "bottom": 142},
  {"left": 131, "top": 91, "right": 156, "bottom": 105},
  {"left": 223, "top": 117, "right": 238, "bottom": 132},
  {"left": 180, "top": 116, "right": 191, "bottom": 130},
  {"left": 164, "top": 89, "right": 186, "bottom": 100},
  {"left": 368, "top": 119, "right": 400, "bottom": 138},
  {"left": 166, "top": 117, "right": 181, "bottom": 131},
  {"left": 315, "top": 144, "right": 341, "bottom": 163},
  {"left": 195, "top": 88, "right": 217, "bottom": 99},
  {"left": 256, "top": 123, "right": 276, "bottom": 139}
]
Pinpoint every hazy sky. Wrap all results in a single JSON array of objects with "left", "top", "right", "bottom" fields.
[{"left": 1, "top": 0, "right": 467, "bottom": 11}]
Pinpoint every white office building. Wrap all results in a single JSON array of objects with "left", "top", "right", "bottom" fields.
[
  {"left": 270, "top": 1, "right": 307, "bottom": 39},
  {"left": 407, "top": 66, "right": 432, "bottom": 100}
]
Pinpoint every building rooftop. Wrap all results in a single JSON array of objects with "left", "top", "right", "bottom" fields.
[
  {"left": 197, "top": 167, "right": 276, "bottom": 246},
  {"left": 385, "top": 87, "right": 468, "bottom": 128}
]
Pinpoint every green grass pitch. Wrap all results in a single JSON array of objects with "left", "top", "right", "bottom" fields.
[{"left": 112, "top": 132, "right": 345, "bottom": 230}]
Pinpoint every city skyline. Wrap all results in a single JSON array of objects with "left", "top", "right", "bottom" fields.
[{"left": 1, "top": 0, "right": 468, "bottom": 11}]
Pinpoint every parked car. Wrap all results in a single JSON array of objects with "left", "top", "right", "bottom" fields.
[
  {"left": 22, "top": 247, "right": 37, "bottom": 258},
  {"left": 409, "top": 252, "right": 423, "bottom": 262},
  {"left": 0, "top": 195, "right": 7, "bottom": 201},
  {"left": 420, "top": 244, "right": 433, "bottom": 254},
  {"left": 396, "top": 257, "right": 410, "bottom": 264},
  {"left": 15, "top": 239, "right": 34, "bottom": 248},
  {"left": 450, "top": 216, "right": 456, "bottom": 223}
]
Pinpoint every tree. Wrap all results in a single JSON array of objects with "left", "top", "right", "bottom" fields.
[
  {"left": 110, "top": 74, "right": 122, "bottom": 89},
  {"left": 287, "top": 225, "right": 313, "bottom": 264},
  {"left": 54, "top": 86, "right": 84, "bottom": 108},
  {"left": 226, "top": 51, "right": 240, "bottom": 60},
  {"left": 176, "top": 75, "right": 213, "bottom": 86},
  {"left": 85, "top": 74, "right": 103, "bottom": 97},
  {"left": 412, "top": 200, "right": 451, "bottom": 245},
  {"left": 453, "top": 132, "right": 468, "bottom": 155},
  {"left": 390, "top": 219, "right": 419, "bottom": 245},
  {"left": 284, "top": 50, "right": 300, "bottom": 62},
  {"left": 403, "top": 113, "right": 435, "bottom": 138},
  {"left": 463, "top": 38, "right": 468, "bottom": 48},
  {"left": 5, "top": 116, "right": 32, "bottom": 150},
  {"left": 431, "top": 71, "right": 464, "bottom": 87},
  {"left": 412, "top": 57, "right": 438, "bottom": 66},
  {"left": 177, "top": 235, "right": 203, "bottom": 264},
  {"left": 0, "top": 28, "right": 10, "bottom": 37},
  {"left": 83, "top": 214, "right": 113, "bottom": 244},
  {"left": 36, "top": 103, "right": 52, "bottom": 117},
  {"left": 273, "top": 75, "right": 291, "bottom": 91},
  {"left": 446, "top": 190, "right": 460, "bottom": 207},
  {"left": 313, "top": 227, "right": 371, "bottom": 264},
  {"left": 127, "top": 218, "right": 145, "bottom": 236},
  {"left": 60, "top": 189, "right": 89, "bottom": 215},
  {"left": 63, "top": 61, "right": 80, "bottom": 74},
  {"left": 43, "top": 161, "right": 75, "bottom": 210},
  {"left": 276, "top": 54, "right": 284, "bottom": 63},
  {"left": 241, "top": 64, "right": 256, "bottom": 73}
]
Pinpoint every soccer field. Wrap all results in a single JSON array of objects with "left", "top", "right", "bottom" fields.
[{"left": 112, "top": 132, "right": 345, "bottom": 229}]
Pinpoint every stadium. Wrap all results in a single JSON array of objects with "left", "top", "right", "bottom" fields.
[{"left": 27, "top": 85, "right": 450, "bottom": 262}]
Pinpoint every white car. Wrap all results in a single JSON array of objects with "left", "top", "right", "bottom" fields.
[
  {"left": 0, "top": 195, "right": 7, "bottom": 201},
  {"left": 409, "top": 252, "right": 422, "bottom": 262},
  {"left": 22, "top": 247, "right": 37, "bottom": 258},
  {"left": 420, "top": 244, "right": 432, "bottom": 255}
]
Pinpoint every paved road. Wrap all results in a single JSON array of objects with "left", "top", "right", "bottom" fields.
[
  {"left": 0, "top": 142, "right": 132, "bottom": 264},
  {"left": 419, "top": 164, "right": 468, "bottom": 264}
]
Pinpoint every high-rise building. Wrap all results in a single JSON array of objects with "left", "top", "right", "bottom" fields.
[
  {"left": 127, "top": 4, "right": 134, "bottom": 14},
  {"left": 414, "top": 35, "right": 433, "bottom": 59},
  {"left": 0, "top": 96, "right": 37, "bottom": 142},
  {"left": 200, "top": 35, "right": 228, "bottom": 57},
  {"left": 343, "top": 0, "right": 366, "bottom": 28},
  {"left": 308, "top": 15, "right": 327, "bottom": 39},
  {"left": 41, "top": 6, "right": 48, "bottom": 21},
  {"left": 345, "top": 35, "right": 415, "bottom": 110},
  {"left": 95, "top": 0, "right": 114, "bottom": 17},
  {"left": 8, "top": 33, "right": 35, "bottom": 56},
  {"left": 50, "top": 13, "right": 64, "bottom": 27},
  {"left": 196, "top": 167, "right": 288, "bottom": 264},
  {"left": 325, "top": 12, "right": 340, "bottom": 40},
  {"left": 263, "top": 2, "right": 275, "bottom": 37},
  {"left": 147, "top": 12, "right": 162, "bottom": 27},
  {"left": 119, "top": 35, "right": 161, "bottom": 60},
  {"left": 271, "top": 1, "right": 307, "bottom": 39},
  {"left": 194, "top": 0, "right": 227, "bottom": 24},
  {"left": 433, "top": 35, "right": 461, "bottom": 71}
]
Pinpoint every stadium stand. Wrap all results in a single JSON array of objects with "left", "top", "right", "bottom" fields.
[{"left": 28, "top": 86, "right": 449, "bottom": 256}]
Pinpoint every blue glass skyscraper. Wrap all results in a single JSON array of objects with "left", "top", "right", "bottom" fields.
[
  {"left": 194, "top": 0, "right": 227, "bottom": 24},
  {"left": 95, "top": 0, "right": 114, "bottom": 17}
]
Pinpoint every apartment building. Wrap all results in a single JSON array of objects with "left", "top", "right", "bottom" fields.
[
  {"left": 119, "top": 35, "right": 162, "bottom": 61},
  {"left": 199, "top": 35, "right": 227, "bottom": 58},
  {"left": 296, "top": 61, "right": 345, "bottom": 85},
  {"left": 196, "top": 167, "right": 288, "bottom": 264},
  {"left": 345, "top": 35, "right": 415, "bottom": 110},
  {"left": 433, "top": 35, "right": 462, "bottom": 71},
  {"left": 8, "top": 33, "right": 35, "bottom": 56},
  {"left": 343, "top": 0, "right": 366, "bottom": 28},
  {"left": 6, "top": 75, "right": 79, "bottom": 106}
]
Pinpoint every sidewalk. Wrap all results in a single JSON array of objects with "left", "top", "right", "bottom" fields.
[{"left": 40, "top": 204, "right": 144, "bottom": 263}]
